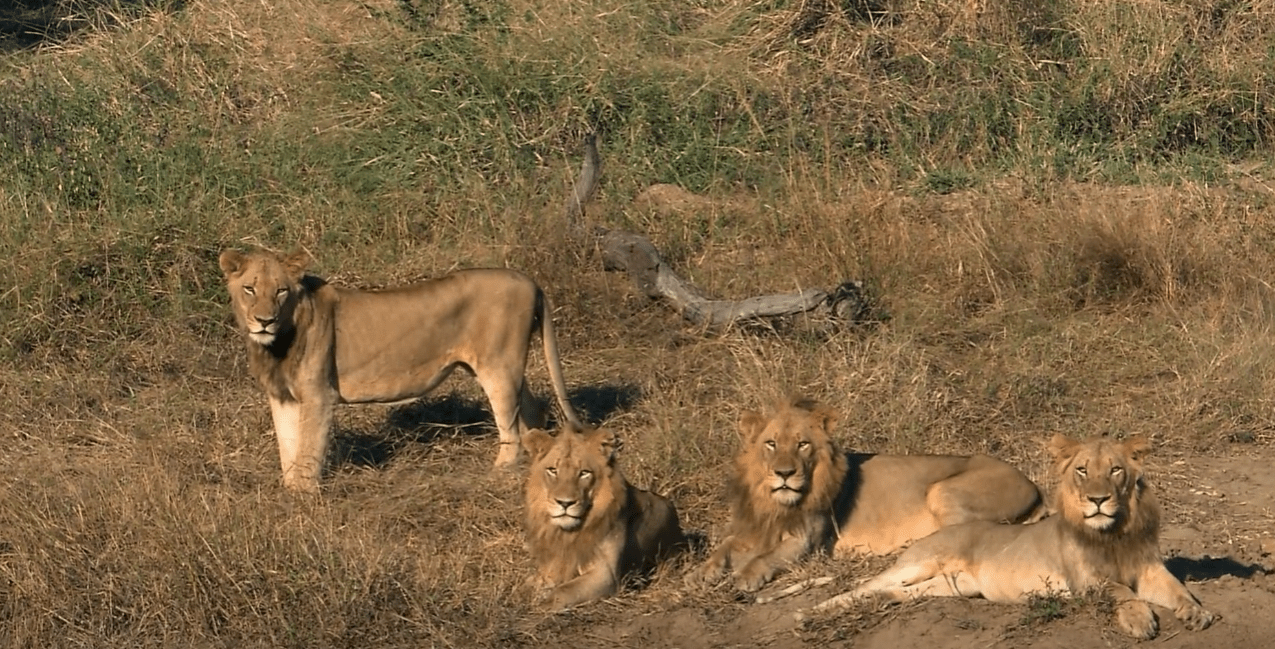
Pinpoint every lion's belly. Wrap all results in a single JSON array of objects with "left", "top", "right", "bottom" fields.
[
  {"left": 326, "top": 271, "right": 537, "bottom": 404},
  {"left": 834, "top": 508, "right": 940, "bottom": 556},
  {"left": 334, "top": 359, "right": 458, "bottom": 403},
  {"left": 966, "top": 521, "right": 1075, "bottom": 603}
]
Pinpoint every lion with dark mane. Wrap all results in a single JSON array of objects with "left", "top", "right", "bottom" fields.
[
  {"left": 809, "top": 435, "right": 1215, "bottom": 640},
  {"left": 523, "top": 425, "right": 685, "bottom": 610},
  {"left": 691, "top": 397, "right": 1042, "bottom": 592},
  {"left": 219, "top": 248, "right": 582, "bottom": 493}
]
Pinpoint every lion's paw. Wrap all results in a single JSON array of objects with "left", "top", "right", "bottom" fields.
[
  {"left": 684, "top": 561, "right": 725, "bottom": 589},
  {"left": 1175, "top": 603, "right": 1216, "bottom": 631},
  {"left": 1116, "top": 600, "right": 1159, "bottom": 640},
  {"left": 734, "top": 562, "right": 775, "bottom": 593}
]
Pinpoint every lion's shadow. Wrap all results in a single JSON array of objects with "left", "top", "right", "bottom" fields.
[
  {"left": 330, "top": 383, "right": 643, "bottom": 470},
  {"left": 1165, "top": 555, "right": 1269, "bottom": 582}
]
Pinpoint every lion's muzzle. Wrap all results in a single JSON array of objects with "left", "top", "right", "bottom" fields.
[
  {"left": 548, "top": 497, "right": 589, "bottom": 531},
  {"left": 246, "top": 314, "right": 280, "bottom": 345},
  {"left": 769, "top": 468, "right": 807, "bottom": 507},
  {"left": 1081, "top": 492, "right": 1121, "bottom": 530}
]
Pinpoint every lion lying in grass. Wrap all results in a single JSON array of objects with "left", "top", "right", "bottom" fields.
[
  {"left": 219, "top": 248, "right": 582, "bottom": 493},
  {"left": 523, "top": 425, "right": 685, "bottom": 610},
  {"left": 691, "top": 397, "right": 1042, "bottom": 592},
  {"left": 809, "top": 434, "right": 1216, "bottom": 640}
]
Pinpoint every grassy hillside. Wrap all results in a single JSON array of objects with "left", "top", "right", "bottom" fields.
[{"left": 1, "top": 0, "right": 1274, "bottom": 646}]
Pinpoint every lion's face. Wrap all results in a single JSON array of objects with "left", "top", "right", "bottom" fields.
[
  {"left": 738, "top": 399, "right": 841, "bottom": 510},
  {"left": 525, "top": 426, "right": 622, "bottom": 532},
  {"left": 219, "top": 249, "right": 309, "bottom": 346},
  {"left": 1049, "top": 434, "right": 1150, "bottom": 534}
]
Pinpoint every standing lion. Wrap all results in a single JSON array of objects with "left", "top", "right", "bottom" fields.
[
  {"left": 809, "top": 434, "right": 1215, "bottom": 640},
  {"left": 219, "top": 247, "right": 582, "bottom": 493},
  {"left": 691, "top": 396, "right": 1042, "bottom": 592}
]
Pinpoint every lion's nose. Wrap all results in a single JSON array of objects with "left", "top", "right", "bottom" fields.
[
  {"left": 255, "top": 315, "right": 276, "bottom": 327},
  {"left": 1087, "top": 494, "right": 1110, "bottom": 507},
  {"left": 555, "top": 497, "right": 577, "bottom": 509},
  {"left": 774, "top": 467, "right": 796, "bottom": 479}
]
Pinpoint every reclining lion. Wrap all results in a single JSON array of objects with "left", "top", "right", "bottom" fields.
[
  {"left": 809, "top": 434, "right": 1215, "bottom": 640},
  {"left": 523, "top": 425, "right": 685, "bottom": 609},
  {"left": 691, "top": 397, "right": 1042, "bottom": 592},
  {"left": 218, "top": 247, "right": 582, "bottom": 493}
]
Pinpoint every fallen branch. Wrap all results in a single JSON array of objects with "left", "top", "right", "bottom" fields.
[{"left": 565, "top": 136, "right": 879, "bottom": 330}]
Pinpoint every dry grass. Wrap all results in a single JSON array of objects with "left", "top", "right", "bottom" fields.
[{"left": 3, "top": 0, "right": 1275, "bottom": 646}]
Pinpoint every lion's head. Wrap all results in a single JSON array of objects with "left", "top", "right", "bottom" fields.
[
  {"left": 219, "top": 248, "right": 310, "bottom": 346},
  {"left": 730, "top": 397, "right": 848, "bottom": 525},
  {"left": 524, "top": 425, "right": 626, "bottom": 534},
  {"left": 1048, "top": 434, "right": 1157, "bottom": 541}
]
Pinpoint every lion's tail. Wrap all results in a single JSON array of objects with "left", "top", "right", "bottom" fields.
[
  {"left": 538, "top": 290, "right": 584, "bottom": 430},
  {"left": 537, "top": 134, "right": 598, "bottom": 430}
]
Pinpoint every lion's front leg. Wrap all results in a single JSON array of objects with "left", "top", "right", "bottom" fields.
[
  {"left": 270, "top": 396, "right": 331, "bottom": 494},
  {"left": 686, "top": 536, "right": 737, "bottom": 587},
  {"left": 545, "top": 536, "right": 623, "bottom": 610},
  {"left": 1107, "top": 582, "right": 1159, "bottom": 639},
  {"left": 1135, "top": 562, "right": 1216, "bottom": 632},
  {"left": 735, "top": 529, "right": 815, "bottom": 592}
]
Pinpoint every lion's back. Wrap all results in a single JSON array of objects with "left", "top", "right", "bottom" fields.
[{"left": 624, "top": 487, "right": 685, "bottom": 573}]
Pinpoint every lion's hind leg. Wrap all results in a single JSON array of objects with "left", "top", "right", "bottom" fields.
[
  {"left": 474, "top": 369, "right": 529, "bottom": 468},
  {"left": 809, "top": 557, "right": 977, "bottom": 615},
  {"left": 927, "top": 455, "right": 1042, "bottom": 526}
]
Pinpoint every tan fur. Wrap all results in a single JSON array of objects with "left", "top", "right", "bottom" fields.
[
  {"left": 811, "top": 435, "right": 1216, "bottom": 640},
  {"left": 219, "top": 248, "right": 583, "bottom": 493},
  {"left": 523, "top": 425, "right": 685, "bottom": 610},
  {"left": 691, "top": 397, "right": 1042, "bottom": 592}
]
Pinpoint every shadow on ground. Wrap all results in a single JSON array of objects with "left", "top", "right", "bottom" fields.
[
  {"left": 329, "top": 384, "right": 643, "bottom": 469},
  {"left": 1166, "top": 555, "right": 1270, "bottom": 582},
  {"left": 569, "top": 383, "right": 643, "bottom": 424}
]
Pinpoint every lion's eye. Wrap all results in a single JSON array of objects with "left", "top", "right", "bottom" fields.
[
  {"left": 243, "top": 286, "right": 255, "bottom": 296},
  {"left": 276, "top": 287, "right": 288, "bottom": 297},
  {"left": 1075, "top": 466, "right": 1087, "bottom": 477},
  {"left": 579, "top": 470, "right": 592, "bottom": 480},
  {"left": 1111, "top": 466, "right": 1124, "bottom": 476},
  {"left": 545, "top": 467, "right": 557, "bottom": 477},
  {"left": 797, "top": 441, "right": 811, "bottom": 451},
  {"left": 764, "top": 440, "right": 777, "bottom": 451}
]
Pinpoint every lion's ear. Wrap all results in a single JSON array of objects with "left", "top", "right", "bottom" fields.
[
  {"left": 812, "top": 403, "right": 838, "bottom": 436},
  {"left": 592, "top": 427, "right": 622, "bottom": 463},
  {"left": 282, "top": 249, "right": 311, "bottom": 282},
  {"left": 219, "top": 249, "right": 246, "bottom": 277},
  {"left": 1122, "top": 435, "right": 1152, "bottom": 462},
  {"left": 523, "top": 429, "right": 555, "bottom": 461},
  {"left": 1046, "top": 434, "right": 1080, "bottom": 460},
  {"left": 739, "top": 410, "right": 765, "bottom": 441}
]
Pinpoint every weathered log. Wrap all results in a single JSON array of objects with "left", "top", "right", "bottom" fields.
[{"left": 566, "top": 136, "right": 876, "bottom": 330}]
